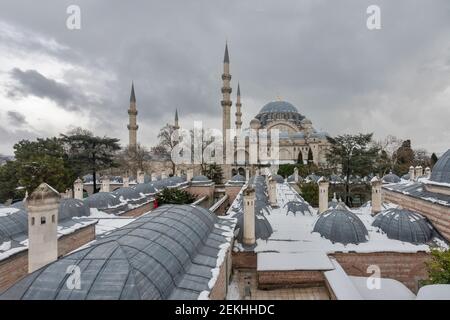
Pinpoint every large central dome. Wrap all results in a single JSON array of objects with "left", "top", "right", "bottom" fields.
[{"left": 259, "top": 101, "right": 298, "bottom": 114}]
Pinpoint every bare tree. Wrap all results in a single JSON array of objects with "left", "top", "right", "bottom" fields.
[
  {"left": 378, "top": 135, "right": 404, "bottom": 170},
  {"left": 117, "top": 143, "right": 150, "bottom": 176},
  {"left": 157, "top": 124, "right": 178, "bottom": 174}
]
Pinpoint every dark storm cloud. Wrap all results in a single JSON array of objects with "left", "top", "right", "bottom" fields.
[
  {"left": 7, "top": 110, "right": 26, "bottom": 126},
  {"left": 0, "top": 0, "right": 450, "bottom": 154},
  {"left": 8, "top": 68, "right": 89, "bottom": 111}
]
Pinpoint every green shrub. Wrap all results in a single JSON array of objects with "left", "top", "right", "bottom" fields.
[
  {"left": 425, "top": 249, "right": 450, "bottom": 285},
  {"left": 156, "top": 188, "right": 197, "bottom": 205},
  {"left": 300, "top": 183, "right": 319, "bottom": 207}
]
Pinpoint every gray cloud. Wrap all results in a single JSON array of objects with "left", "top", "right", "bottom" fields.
[
  {"left": 7, "top": 110, "right": 27, "bottom": 126},
  {"left": 8, "top": 68, "right": 86, "bottom": 111},
  {"left": 0, "top": 0, "right": 450, "bottom": 155}
]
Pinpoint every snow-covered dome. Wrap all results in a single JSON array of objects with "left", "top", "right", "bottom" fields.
[
  {"left": 113, "top": 187, "right": 142, "bottom": 201},
  {"left": 313, "top": 204, "right": 369, "bottom": 245},
  {"left": 58, "top": 198, "right": 90, "bottom": 220},
  {"left": 382, "top": 172, "right": 401, "bottom": 184},
  {"left": 133, "top": 183, "right": 156, "bottom": 195},
  {"left": 191, "top": 175, "right": 210, "bottom": 182},
  {"left": 230, "top": 174, "right": 245, "bottom": 183},
  {"left": 430, "top": 149, "right": 450, "bottom": 184},
  {"left": 84, "top": 192, "right": 122, "bottom": 210},
  {"left": 372, "top": 208, "right": 434, "bottom": 244}
]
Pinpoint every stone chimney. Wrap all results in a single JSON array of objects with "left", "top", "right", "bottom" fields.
[
  {"left": 409, "top": 166, "right": 415, "bottom": 181},
  {"left": 243, "top": 186, "right": 256, "bottom": 246},
  {"left": 417, "top": 166, "right": 423, "bottom": 178},
  {"left": 137, "top": 170, "right": 145, "bottom": 184},
  {"left": 425, "top": 167, "right": 431, "bottom": 179},
  {"left": 122, "top": 176, "right": 130, "bottom": 188},
  {"left": 26, "top": 183, "right": 60, "bottom": 273},
  {"left": 245, "top": 168, "right": 250, "bottom": 181},
  {"left": 74, "top": 178, "right": 83, "bottom": 200},
  {"left": 161, "top": 170, "right": 168, "bottom": 180},
  {"left": 371, "top": 176, "right": 382, "bottom": 215},
  {"left": 415, "top": 166, "right": 422, "bottom": 179},
  {"left": 318, "top": 176, "right": 329, "bottom": 214},
  {"left": 101, "top": 176, "right": 110, "bottom": 192},
  {"left": 294, "top": 167, "right": 299, "bottom": 183},
  {"left": 268, "top": 178, "right": 278, "bottom": 207},
  {"left": 151, "top": 172, "right": 157, "bottom": 181},
  {"left": 187, "top": 168, "right": 194, "bottom": 182}
]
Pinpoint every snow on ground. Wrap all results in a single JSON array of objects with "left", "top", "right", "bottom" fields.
[{"left": 252, "top": 183, "right": 431, "bottom": 254}]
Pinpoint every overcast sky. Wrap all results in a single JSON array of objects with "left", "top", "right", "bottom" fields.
[{"left": 0, "top": 0, "right": 450, "bottom": 156}]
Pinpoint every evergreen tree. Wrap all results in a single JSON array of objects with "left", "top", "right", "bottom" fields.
[
  {"left": 425, "top": 249, "right": 450, "bottom": 285},
  {"left": 203, "top": 163, "right": 223, "bottom": 184},
  {"left": 326, "top": 133, "right": 380, "bottom": 206},
  {"left": 156, "top": 187, "right": 196, "bottom": 205},
  {"left": 0, "top": 161, "right": 22, "bottom": 203},
  {"left": 61, "top": 130, "right": 121, "bottom": 193},
  {"left": 431, "top": 153, "right": 439, "bottom": 168}
]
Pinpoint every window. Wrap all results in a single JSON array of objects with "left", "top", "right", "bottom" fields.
[
  {"left": 41, "top": 216, "right": 46, "bottom": 225},
  {"left": 31, "top": 217, "right": 35, "bottom": 226},
  {"left": 52, "top": 215, "right": 55, "bottom": 223}
]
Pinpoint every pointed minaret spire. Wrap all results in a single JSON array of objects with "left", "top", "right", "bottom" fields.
[
  {"left": 130, "top": 81, "right": 136, "bottom": 102},
  {"left": 224, "top": 41, "right": 230, "bottom": 63},
  {"left": 127, "top": 81, "right": 138, "bottom": 149},
  {"left": 221, "top": 41, "right": 232, "bottom": 150},
  {"left": 174, "top": 109, "right": 179, "bottom": 130},
  {"left": 235, "top": 82, "right": 242, "bottom": 130}
]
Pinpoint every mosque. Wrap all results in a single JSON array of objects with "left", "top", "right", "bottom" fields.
[{"left": 126, "top": 43, "right": 331, "bottom": 181}]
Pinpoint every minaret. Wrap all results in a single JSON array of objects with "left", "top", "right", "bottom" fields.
[
  {"left": 221, "top": 42, "right": 232, "bottom": 147},
  {"left": 127, "top": 82, "right": 138, "bottom": 149},
  {"left": 235, "top": 82, "right": 242, "bottom": 130},
  {"left": 174, "top": 109, "right": 179, "bottom": 130}
]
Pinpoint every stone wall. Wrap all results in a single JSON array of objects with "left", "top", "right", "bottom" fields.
[
  {"left": 383, "top": 188, "right": 450, "bottom": 241},
  {"left": 122, "top": 202, "right": 153, "bottom": 217},
  {"left": 258, "top": 270, "right": 325, "bottom": 289},
  {"left": 209, "top": 245, "right": 233, "bottom": 300},
  {"left": 232, "top": 251, "right": 257, "bottom": 269},
  {"left": 188, "top": 185, "right": 215, "bottom": 208},
  {"left": 331, "top": 252, "right": 430, "bottom": 293},
  {"left": 0, "top": 224, "right": 96, "bottom": 293}
]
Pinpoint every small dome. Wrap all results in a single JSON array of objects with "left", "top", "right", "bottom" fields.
[
  {"left": 401, "top": 173, "right": 410, "bottom": 180},
  {"left": 191, "top": 175, "right": 210, "bottom": 182},
  {"left": 249, "top": 118, "right": 261, "bottom": 129},
  {"left": 259, "top": 101, "right": 298, "bottom": 114},
  {"left": 230, "top": 174, "right": 245, "bottom": 183},
  {"left": 382, "top": 172, "right": 401, "bottom": 184},
  {"left": 430, "top": 149, "right": 450, "bottom": 184},
  {"left": 372, "top": 208, "right": 434, "bottom": 244},
  {"left": 113, "top": 187, "right": 143, "bottom": 201},
  {"left": 301, "top": 118, "right": 312, "bottom": 125},
  {"left": 84, "top": 192, "right": 122, "bottom": 210},
  {"left": 133, "top": 183, "right": 156, "bottom": 195},
  {"left": 59, "top": 198, "right": 90, "bottom": 221},
  {"left": 313, "top": 205, "right": 369, "bottom": 245},
  {"left": 272, "top": 175, "right": 285, "bottom": 183},
  {"left": 305, "top": 173, "right": 320, "bottom": 183}
]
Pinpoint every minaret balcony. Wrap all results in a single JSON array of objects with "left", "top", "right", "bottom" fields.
[
  {"left": 221, "top": 100, "right": 232, "bottom": 107},
  {"left": 221, "top": 87, "right": 232, "bottom": 94},
  {"left": 221, "top": 74, "right": 231, "bottom": 81},
  {"left": 128, "top": 109, "right": 138, "bottom": 116},
  {"left": 127, "top": 124, "right": 139, "bottom": 130}
]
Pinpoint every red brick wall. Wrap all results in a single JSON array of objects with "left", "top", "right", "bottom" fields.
[
  {"left": 383, "top": 189, "right": 450, "bottom": 241},
  {"left": 331, "top": 252, "right": 430, "bottom": 293},
  {"left": 58, "top": 224, "right": 96, "bottom": 257},
  {"left": 232, "top": 251, "right": 257, "bottom": 269},
  {"left": 122, "top": 202, "right": 153, "bottom": 217},
  {"left": 187, "top": 185, "right": 215, "bottom": 208}
]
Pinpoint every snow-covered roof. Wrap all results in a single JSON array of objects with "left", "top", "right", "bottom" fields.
[
  {"left": 430, "top": 149, "right": 450, "bottom": 184},
  {"left": 0, "top": 205, "right": 236, "bottom": 300},
  {"left": 383, "top": 181, "right": 450, "bottom": 207},
  {"left": 233, "top": 182, "right": 443, "bottom": 254}
]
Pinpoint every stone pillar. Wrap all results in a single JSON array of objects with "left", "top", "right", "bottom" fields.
[
  {"left": 425, "top": 167, "right": 431, "bottom": 179},
  {"left": 371, "top": 176, "right": 382, "bottom": 215},
  {"left": 269, "top": 178, "right": 278, "bottom": 207},
  {"left": 187, "top": 168, "right": 194, "bottom": 182},
  {"left": 27, "top": 183, "right": 60, "bottom": 273},
  {"left": 137, "top": 170, "right": 145, "bottom": 184},
  {"left": 74, "top": 178, "right": 83, "bottom": 200},
  {"left": 122, "top": 176, "right": 130, "bottom": 188},
  {"left": 245, "top": 168, "right": 250, "bottom": 181},
  {"left": 243, "top": 186, "right": 256, "bottom": 246},
  {"left": 409, "top": 166, "right": 415, "bottom": 181},
  {"left": 101, "top": 176, "right": 110, "bottom": 193},
  {"left": 318, "top": 177, "right": 329, "bottom": 214},
  {"left": 294, "top": 167, "right": 299, "bottom": 183},
  {"left": 151, "top": 172, "right": 157, "bottom": 181}
]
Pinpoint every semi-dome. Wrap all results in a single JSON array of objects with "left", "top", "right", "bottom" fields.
[
  {"left": 382, "top": 172, "right": 401, "bottom": 184},
  {"left": 313, "top": 204, "right": 369, "bottom": 245},
  {"left": 372, "top": 208, "right": 434, "bottom": 244},
  {"left": 430, "top": 149, "right": 450, "bottom": 184},
  {"left": 259, "top": 101, "right": 298, "bottom": 114}
]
